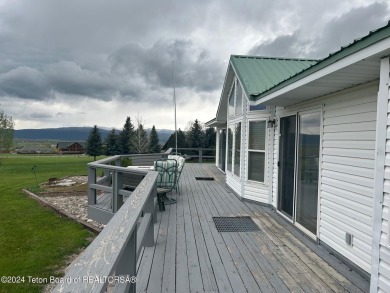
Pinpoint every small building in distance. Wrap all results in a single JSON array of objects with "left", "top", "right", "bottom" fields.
[{"left": 56, "top": 142, "right": 86, "bottom": 154}]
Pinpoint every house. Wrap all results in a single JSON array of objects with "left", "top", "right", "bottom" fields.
[
  {"left": 206, "top": 22, "right": 390, "bottom": 292},
  {"left": 56, "top": 141, "right": 86, "bottom": 154}
]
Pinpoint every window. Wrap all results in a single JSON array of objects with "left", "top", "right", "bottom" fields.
[
  {"left": 250, "top": 104, "right": 267, "bottom": 111},
  {"left": 235, "top": 84, "right": 243, "bottom": 116},
  {"left": 228, "top": 84, "right": 235, "bottom": 117},
  {"left": 227, "top": 127, "right": 233, "bottom": 172},
  {"left": 234, "top": 122, "right": 241, "bottom": 177},
  {"left": 248, "top": 121, "right": 266, "bottom": 182}
]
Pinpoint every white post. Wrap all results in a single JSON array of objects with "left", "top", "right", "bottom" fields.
[{"left": 370, "top": 57, "right": 389, "bottom": 292}]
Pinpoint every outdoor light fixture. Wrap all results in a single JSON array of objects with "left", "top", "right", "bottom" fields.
[{"left": 267, "top": 119, "right": 276, "bottom": 128}]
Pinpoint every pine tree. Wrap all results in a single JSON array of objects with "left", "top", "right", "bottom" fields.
[
  {"left": 163, "top": 129, "right": 188, "bottom": 150},
  {"left": 187, "top": 119, "right": 205, "bottom": 148},
  {"left": 86, "top": 125, "right": 103, "bottom": 160},
  {"left": 105, "top": 128, "right": 120, "bottom": 155},
  {"left": 119, "top": 117, "right": 134, "bottom": 154},
  {"left": 132, "top": 120, "right": 149, "bottom": 154},
  {"left": 204, "top": 127, "right": 216, "bottom": 148},
  {"left": 148, "top": 125, "right": 161, "bottom": 153}
]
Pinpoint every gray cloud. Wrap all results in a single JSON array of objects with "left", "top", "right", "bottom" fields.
[
  {"left": 0, "top": 0, "right": 389, "bottom": 129},
  {"left": 0, "top": 66, "right": 48, "bottom": 100},
  {"left": 248, "top": 2, "right": 390, "bottom": 59},
  {"left": 109, "top": 39, "right": 225, "bottom": 92}
]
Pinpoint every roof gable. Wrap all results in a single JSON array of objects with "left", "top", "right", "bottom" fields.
[{"left": 230, "top": 55, "right": 317, "bottom": 100}]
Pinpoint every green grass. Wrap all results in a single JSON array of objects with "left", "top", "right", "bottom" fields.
[{"left": 0, "top": 155, "right": 102, "bottom": 292}]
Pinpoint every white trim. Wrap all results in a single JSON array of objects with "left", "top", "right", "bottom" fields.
[
  {"left": 294, "top": 108, "right": 321, "bottom": 238},
  {"left": 246, "top": 118, "right": 268, "bottom": 185},
  {"left": 268, "top": 106, "right": 275, "bottom": 204},
  {"left": 370, "top": 57, "right": 389, "bottom": 292},
  {"left": 256, "top": 38, "right": 390, "bottom": 105},
  {"left": 317, "top": 105, "right": 324, "bottom": 240}
]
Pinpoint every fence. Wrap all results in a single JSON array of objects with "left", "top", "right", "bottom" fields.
[{"left": 171, "top": 147, "right": 216, "bottom": 163}]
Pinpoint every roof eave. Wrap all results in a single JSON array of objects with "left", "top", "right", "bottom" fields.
[{"left": 253, "top": 23, "right": 390, "bottom": 103}]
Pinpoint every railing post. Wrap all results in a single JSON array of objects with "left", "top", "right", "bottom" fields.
[
  {"left": 144, "top": 183, "right": 156, "bottom": 245},
  {"left": 199, "top": 148, "right": 202, "bottom": 163},
  {"left": 115, "top": 156, "right": 121, "bottom": 167},
  {"left": 88, "top": 167, "right": 96, "bottom": 205},
  {"left": 153, "top": 182, "right": 158, "bottom": 224},
  {"left": 115, "top": 229, "right": 137, "bottom": 293},
  {"left": 112, "top": 171, "right": 124, "bottom": 213}
]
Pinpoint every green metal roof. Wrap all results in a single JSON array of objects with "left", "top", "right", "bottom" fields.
[
  {"left": 253, "top": 21, "right": 390, "bottom": 101},
  {"left": 230, "top": 55, "right": 317, "bottom": 99}
]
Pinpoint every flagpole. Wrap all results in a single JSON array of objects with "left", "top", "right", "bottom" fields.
[{"left": 173, "top": 60, "right": 177, "bottom": 155}]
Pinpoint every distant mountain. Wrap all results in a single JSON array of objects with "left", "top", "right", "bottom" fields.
[{"left": 14, "top": 127, "right": 174, "bottom": 144}]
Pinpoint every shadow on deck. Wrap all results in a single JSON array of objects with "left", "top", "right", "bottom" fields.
[{"left": 135, "top": 163, "right": 369, "bottom": 293}]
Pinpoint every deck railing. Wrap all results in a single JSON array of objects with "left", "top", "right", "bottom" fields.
[
  {"left": 53, "top": 171, "right": 157, "bottom": 292},
  {"left": 171, "top": 147, "right": 215, "bottom": 163},
  {"left": 87, "top": 149, "right": 172, "bottom": 224},
  {"left": 53, "top": 149, "right": 172, "bottom": 293}
]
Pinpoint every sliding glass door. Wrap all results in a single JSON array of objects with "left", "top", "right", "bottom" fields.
[
  {"left": 278, "top": 111, "right": 321, "bottom": 236},
  {"left": 296, "top": 112, "right": 321, "bottom": 234}
]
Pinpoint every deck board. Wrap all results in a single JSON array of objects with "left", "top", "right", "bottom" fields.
[{"left": 136, "top": 163, "right": 369, "bottom": 293}]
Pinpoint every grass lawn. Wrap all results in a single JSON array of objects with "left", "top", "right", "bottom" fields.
[{"left": 0, "top": 155, "right": 101, "bottom": 292}]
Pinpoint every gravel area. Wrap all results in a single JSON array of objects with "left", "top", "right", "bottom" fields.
[{"left": 38, "top": 176, "right": 106, "bottom": 230}]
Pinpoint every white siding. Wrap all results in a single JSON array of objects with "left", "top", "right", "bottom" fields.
[
  {"left": 226, "top": 173, "right": 241, "bottom": 195},
  {"left": 271, "top": 82, "right": 378, "bottom": 273},
  {"left": 322, "top": 85, "right": 377, "bottom": 273}
]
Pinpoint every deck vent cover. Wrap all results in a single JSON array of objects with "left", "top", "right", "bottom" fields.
[
  {"left": 212, "top": 216, "right": 260, "bottom": 232},
  {"left": 195, "top": 177, "right": 214, "bottom": 181}
]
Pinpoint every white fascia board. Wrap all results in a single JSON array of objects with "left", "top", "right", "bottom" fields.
[
  {"left": 254, "top": 37, "right": 390, "bottom": 105},
  {"left": 216, "top": 63, "right": 234, "bottom": 121}
]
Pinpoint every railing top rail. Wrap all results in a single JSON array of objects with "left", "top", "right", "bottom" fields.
[
  {"left": 171, "top": 147, "right": 216, "bottom": 151},
  {"left": 53, "top": 171, "right": 158, "bottom": 293},
  {"left": 87, "top": 163, "right": 149, "bottom": 175},
  {"left": 88, "top": 148, "right": 173, "bottom": 167}
]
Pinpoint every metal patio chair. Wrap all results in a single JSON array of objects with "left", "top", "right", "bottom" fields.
[{"left": 154, "top": 159, "right": 178, "bottom": 211}]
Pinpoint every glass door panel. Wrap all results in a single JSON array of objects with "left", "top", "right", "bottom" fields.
[
  {"left": 296, "top": 112, "right": 321, "bottom": 234},
  {"left": 278, "top": 115, "right": 296, "bottom": 218}
]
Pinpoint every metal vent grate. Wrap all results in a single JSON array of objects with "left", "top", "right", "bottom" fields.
[
  {"left": 212, "top": 216, "right": 260, "bottom": 232},
  {"left": 195, "top": 177, "right": 214, "bottom": 181}
]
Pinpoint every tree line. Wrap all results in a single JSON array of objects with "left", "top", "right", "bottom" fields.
[
  {"left": 86, "top": 117, "right": 161, "bottom": 160},
  {"left": 87, "top": 118, "right": 216, "bottom": 160},
  {"left": 162, "top": 119, "right": 216, "bottom": 150}
]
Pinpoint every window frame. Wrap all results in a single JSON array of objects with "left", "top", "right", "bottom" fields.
[{"left": 246, "top": 118, "right": 268, "bottom": 184}]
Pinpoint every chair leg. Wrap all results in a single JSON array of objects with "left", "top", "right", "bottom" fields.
[{"left": 157, "top": 193, "right": 165, "bottom": 211}]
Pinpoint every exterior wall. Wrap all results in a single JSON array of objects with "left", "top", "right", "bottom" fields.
[
  {"left": 371, "top": 58, "right": 390, "bottom": 293},
  {"left": 271, "top": 82, "right": 378, "bottom": 273}
]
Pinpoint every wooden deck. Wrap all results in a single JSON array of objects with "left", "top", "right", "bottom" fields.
[{"left": 134, "top": 163, "right": 369, "bottom": 292}]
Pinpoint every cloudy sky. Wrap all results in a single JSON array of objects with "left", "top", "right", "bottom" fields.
[{"left": 1, "top": 0, "right": 389, "bottom": 130}]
